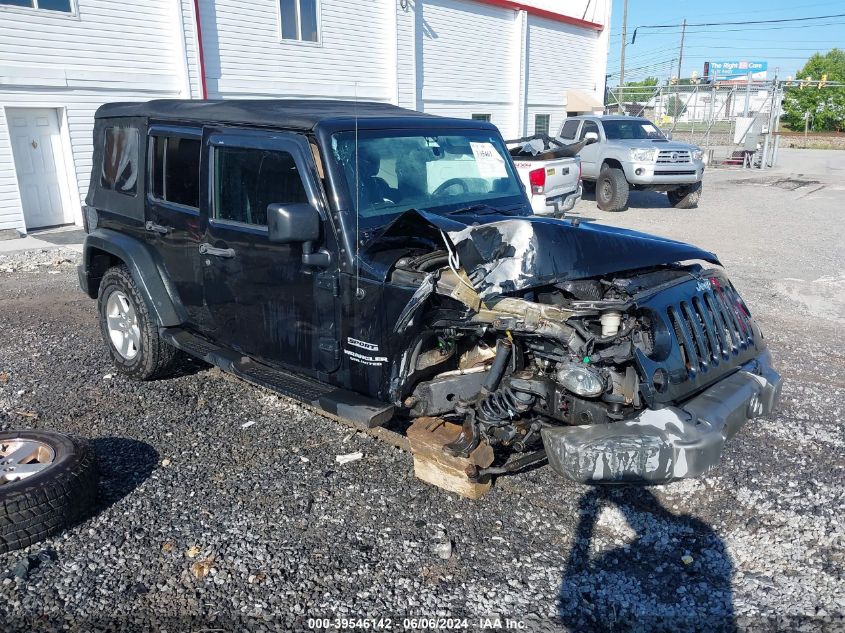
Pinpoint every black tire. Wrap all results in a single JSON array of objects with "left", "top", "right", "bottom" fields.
[
  {"left": 97, "top": 265, "right": 182, "bottom": 380},
  {"left": 667, "top": 182, "right": 702, "bottom": 209},
  {"left": 0, "top": 430, "right": 98, "bottom": 554},
  {"left": 596, "top": 165, "right": 629, "bottom": 212}
]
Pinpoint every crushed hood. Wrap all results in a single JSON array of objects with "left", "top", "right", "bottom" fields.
[{"left": 365, "top": 210, "right": 720, "bottom": 298}]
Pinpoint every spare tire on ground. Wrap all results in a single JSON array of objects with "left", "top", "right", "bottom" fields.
[{"left": 0, "top": 431, "right": 98, "bottom": 554}]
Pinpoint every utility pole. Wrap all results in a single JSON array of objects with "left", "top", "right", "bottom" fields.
[
  {"left": 618, "top": 0, "right": 628, "bottom": 114},
  {"left": 676, "top": 19, "right": 686, "bottom": 83},
  {"left": 672, "top": 19, "right": 686, "bottom": 123}
]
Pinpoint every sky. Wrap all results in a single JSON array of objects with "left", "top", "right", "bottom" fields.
[{"left": 606, "top": 0, "right": 845, "bottom": 85}]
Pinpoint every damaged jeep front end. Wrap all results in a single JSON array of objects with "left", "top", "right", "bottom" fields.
[{"left": 378, "top": 211, "right": 782, "bottom": 485}]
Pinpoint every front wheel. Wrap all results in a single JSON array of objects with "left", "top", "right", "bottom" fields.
[
  {"left": 596, "top": 166, "right": 629, "bottom": 212},
  {"left": 97, "top": 265, "right": 183, "bottom": 380},
  {"left": 667, "top": 182, "right": 702, "bottom": 209}
]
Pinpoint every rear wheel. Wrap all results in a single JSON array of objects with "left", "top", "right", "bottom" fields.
[
  {"left": 97, "top": 265, "right": 182, "bottom": 380},
  {"left": 596, "top": 165, "right": 629, "bottom": 212},
  {"left": 0, "top": 430, "right": 98, "bottom": 554},
  {"left": 668, "top": 182, "right": 702, "bottom": 209}
]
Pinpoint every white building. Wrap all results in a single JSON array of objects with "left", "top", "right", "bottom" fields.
[{"left": 0, "top": 0, "right": 610, "bottom": 235}]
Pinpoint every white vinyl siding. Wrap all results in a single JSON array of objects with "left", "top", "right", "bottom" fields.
[
  {"left": 525, "top": 14, "right": 601, "bottom": 139},
  {"left": 418, "top": 0, "right": 518, "bottom": 137},
  {"left": 0, "top": 0, "right": 189, "bottom": 232},
  {"left": 197, "top": 0, "right": 392, "bottom": 102}
]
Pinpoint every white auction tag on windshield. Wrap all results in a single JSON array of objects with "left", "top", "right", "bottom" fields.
[
  {"left": 470, "top": 142, "right": 507, "bottom": 178},
  {"left": 642, "top": 124, "right": 658, "bottom": 134}
]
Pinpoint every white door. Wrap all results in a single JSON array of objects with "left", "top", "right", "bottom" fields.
[{"left": 8, "top": 108, "right": 73, "bottom": 230}]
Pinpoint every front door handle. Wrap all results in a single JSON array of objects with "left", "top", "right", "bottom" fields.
[
  {"left": 145, "top": 221, "right": 170, "bottom": 235},
  {"left": 199, "top": 243, "right": 236, "bottom": 259}
]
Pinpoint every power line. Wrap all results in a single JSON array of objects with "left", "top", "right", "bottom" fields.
[{"left": 631, "top": 14, "right": 845, "bottom": 43}]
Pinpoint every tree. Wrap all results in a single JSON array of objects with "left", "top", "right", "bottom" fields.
[
  {"left": 623, "top": 76, "right": 658, "bottom": 88},
  {"left": 782, "top": 49, "right": 845, "bottom": 132}
]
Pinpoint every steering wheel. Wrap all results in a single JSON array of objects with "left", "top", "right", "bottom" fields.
[{"left": 433, "top": 178, "right": 471, "bottom": 196}]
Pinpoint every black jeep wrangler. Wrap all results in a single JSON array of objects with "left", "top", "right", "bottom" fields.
[{"left": 79, "top": 99, "right": 781, "bottom": 484}]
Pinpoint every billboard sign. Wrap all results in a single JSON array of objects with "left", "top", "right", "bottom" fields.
[{"left": 704, "top": 61, "right": 768, "bottom": 82}]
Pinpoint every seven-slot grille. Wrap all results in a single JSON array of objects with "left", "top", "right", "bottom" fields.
[
  {"left": 666, "top": 282, "right": 754, "bottom": 377},
  {"left": 657, "top": 150, "right": 691, "bottom": 164}
]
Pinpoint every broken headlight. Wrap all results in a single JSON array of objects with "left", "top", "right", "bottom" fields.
[{"left": 557, "top": 363, "right": 606, "bottom": 397}]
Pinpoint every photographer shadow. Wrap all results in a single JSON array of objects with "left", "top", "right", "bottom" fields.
[{"left": 558, "top": 487, "right": 736, "bottom": 633}]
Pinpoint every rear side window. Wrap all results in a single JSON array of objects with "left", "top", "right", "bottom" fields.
[
  {"left": 100, "top": 127, "right": 139, "bottom": 196},
  {"left": 559, "top": 119, "right": 580, "bottom": 140},
  {"left": 213, "top": 147, "right": 308, "bottom": 226},
  {"left": 150, "top": 136, "right": 201, "bottom": 208}
]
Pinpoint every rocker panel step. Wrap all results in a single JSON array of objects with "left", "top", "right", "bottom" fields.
[{"left": 160, "top": 328, "right": 395, "bottom": 429}]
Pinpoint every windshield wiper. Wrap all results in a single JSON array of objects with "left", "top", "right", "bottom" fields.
[{"left": 442, "top": 204, "right": 512, "bottom": 216}]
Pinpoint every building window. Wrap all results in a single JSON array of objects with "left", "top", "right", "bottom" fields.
[
  {"left": 471, "top": 114, "right": 491, "bottom": 122},
  {"left": 151, "top": 136, "right": 201, "bottom": 209},
  {"left": 100, "top": 127, "right": 139, "bottom": 196},
  {"left": 534, "top": 114, "right": 551, "bottom": 136},
  {"left": 0, "top": 0, "right": 73, "bottom": 12},
  {"left": 214, "top": 147, "right": 308, "bottom": 226},
  {"left": 280, "top": 0, "right": 319, "bottom": 42}
]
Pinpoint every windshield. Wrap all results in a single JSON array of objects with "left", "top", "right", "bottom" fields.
[
  {"left": 330, "top": 129, "right": 525, "bottom": 227},
  {"left": 602, "top": 119, "right": 666, "bottom": 140}
]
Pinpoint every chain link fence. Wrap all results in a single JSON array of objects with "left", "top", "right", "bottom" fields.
[{"left": 604, "top": 80, "right": 843, "bottom": 169}]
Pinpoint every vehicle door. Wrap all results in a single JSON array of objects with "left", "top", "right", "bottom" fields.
[
  {"left": 200, "top": 128, "right": 339, "bottom": 374},
  {"left": 576, "top": 120, "right": 602, "bottom": 179},
  {"left": 146, "top": 126, "right": 206, "bottom": 326}
]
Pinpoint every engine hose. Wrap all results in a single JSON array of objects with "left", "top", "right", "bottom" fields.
[
  {"left": 478, "top": 384, "right": 535, "bottom": 423},
  {"left": 571, "top": 319, "right": 634, "bottom": 347}
]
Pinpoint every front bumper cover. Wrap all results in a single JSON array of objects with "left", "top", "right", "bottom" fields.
[{"left": 541, "top": 350, "right": 782, "bottom": 484}]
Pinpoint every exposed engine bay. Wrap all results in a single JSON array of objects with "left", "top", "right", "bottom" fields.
[{"left": 393, "top": 256, "right": 704, "bottom": 457}]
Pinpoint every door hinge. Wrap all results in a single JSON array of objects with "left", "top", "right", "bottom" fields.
[
  {"left": 319, "top": 337, "right": 341, "bottom": 361},
  {"left": 316, "top": 273, "right": 340, "bottom": 297}
]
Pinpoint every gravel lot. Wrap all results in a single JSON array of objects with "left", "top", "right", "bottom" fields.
[{"left": 0, "top": 150, "right": 843, "bottom": 632}]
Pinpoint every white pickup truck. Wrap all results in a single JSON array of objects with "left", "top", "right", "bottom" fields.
[{"left": 508, "top": 135, "right": 584, "bottom": 217}]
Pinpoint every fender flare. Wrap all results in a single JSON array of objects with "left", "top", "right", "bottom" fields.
[{"left": 81, "top": 228, "right": 186, "bottom": 327}]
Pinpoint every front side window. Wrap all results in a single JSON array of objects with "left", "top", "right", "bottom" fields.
[
  {"left": 280, "top": 0, "right": 318, "bottom": 42},
  {"left": 330, "top": 129, "right": 525, "bottom": 228},
  {"left": 0, "top": 0, "right": 73, "bottom": 12},
  {"left": 150, "top": 136, "right": 201, "bottom": 208},
  {"left": 559, "top": 119, "right": 580, "bottom": 140},
  {"left": 602, "top": 119, "right": 666, "bottom": 140},
  {"left": 579, "top": 121, "right": 600, "bottom": 141},
  {"left": 101, "top": 127, "right": 139, "bottom": 196},
  {"left": 471, "top": 114, "right": 492, "bottom": 122},
  {"left": 534, "top": 114, "right": 550, "bottom": 136},
  {"left": 214, "top": 147, "right": 308, "bottom": 226}
]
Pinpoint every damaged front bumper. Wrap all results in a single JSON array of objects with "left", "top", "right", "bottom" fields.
[{"left": 540, "top": 350, "right": 782, "bottom": 484}]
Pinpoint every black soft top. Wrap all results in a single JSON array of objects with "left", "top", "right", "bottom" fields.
[{"left": 94, "top": 99, "right": 484, "bottom": 132}]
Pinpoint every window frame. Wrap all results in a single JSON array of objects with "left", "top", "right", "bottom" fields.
[
  {"left": 147, "top": 125, "right": 203, "bottom": 215},
  {"left": 534, "top": 114, "right": 551, "bottom": 136},
  {"left": 278, "top": 0, "right": 321, "bottom": 45},
  {"left": 578, "top": 120, "right": 601, "bottom": 141},
  {"left": 207, "top": 130, "right": 322, "bottom": 235},
  {"left": 0, "top": 0, "right": 76, "bottom": 15}
]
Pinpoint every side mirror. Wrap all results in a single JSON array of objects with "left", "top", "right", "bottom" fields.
[
  {"left": 584, "top": 132, "right": 599, "bottom": 144},
  {"left": 666, "top": 131, "right": 673, "bottom": 140},
  {"left": 267, "top": 203, "right": 320, "bottom": 244}
]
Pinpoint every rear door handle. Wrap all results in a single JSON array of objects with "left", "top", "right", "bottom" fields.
[{"left": 199, "top": 243, "right": 236, "bottom": 258}]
